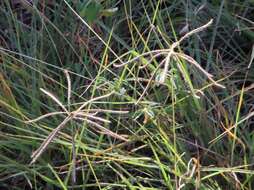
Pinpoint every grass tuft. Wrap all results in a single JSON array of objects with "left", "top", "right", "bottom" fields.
[{"left": 0, "top": 0, "right": 253, "bottom": 189}]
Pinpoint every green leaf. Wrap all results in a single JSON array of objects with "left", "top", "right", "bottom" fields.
[{"left": 79, "top": 1, "right": 102, "bottom": 23}]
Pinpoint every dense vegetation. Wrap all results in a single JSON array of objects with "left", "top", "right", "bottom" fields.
[{"left": 0, "top": 0, "right": 254, "bottom": 189}]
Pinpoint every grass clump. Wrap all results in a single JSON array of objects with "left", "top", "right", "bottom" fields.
[{"left": 0, "top": 0, "right": 254, "bottom": 189}]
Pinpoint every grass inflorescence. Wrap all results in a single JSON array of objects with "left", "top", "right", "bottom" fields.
[{"left": 0, "top": 0, "right": 254, "bottom": 189}]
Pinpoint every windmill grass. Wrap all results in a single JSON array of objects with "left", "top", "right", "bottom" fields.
[{"left": 0, "top": 0, "right": 254, "bottom": 189}]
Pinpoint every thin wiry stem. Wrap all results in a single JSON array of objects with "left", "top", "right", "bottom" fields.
[
  {"left": 75, "top": 91, "right": 115, "bottom": 113},
  {"left": 136, "top": 57, "right": 167, "bottom": 104},
  {"left": 75, "top": 117, "right": 128, "bottom": 142},
  {"left": 80, "top": 109, "right": 129, "bottom": 114},
  {"left": 139, "top": 53, "right": 165, "bottom": 69},
  {"left": 76, "top": 113, "right": 111, "bottom": 123},
  {"left": 113, "top": 50, "right": 167, "bottom": 68},
  {"left": 209, "top": 111, "right": 254, "bottom": 145},
  {"left": 63, "top": 0, "right": 125, "bottom": 66},
  {"left": 248, "top": 44, "right": 254, "bottom": 69}
]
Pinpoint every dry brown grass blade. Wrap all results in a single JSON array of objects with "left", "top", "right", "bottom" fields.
[
  {"left": 0, "top": 72, "right": 18, "bottom": 108},
  {"left": 209, "top": 111, "right": 254, "bottom": 145}
]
